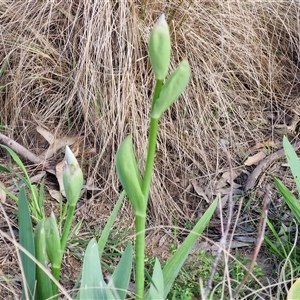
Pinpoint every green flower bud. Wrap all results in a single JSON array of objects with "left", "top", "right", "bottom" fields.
[
  {"left": 151, "top": 60, "right": 190, "bottom": 119},
  {"left": 116, "top": 136, "right": 145, "bottom": 216},
  {"left": 45, "top": 212, "right": 62, "bottom": 269},
  {"left": 63, "top": 146, "right": 84, "bottom": 206},
  {"left": 34, "top": 220, "right": 53, "bottom": 299},
  {"left": 149, "top": 14, "right": 171, "bottom": 80}
]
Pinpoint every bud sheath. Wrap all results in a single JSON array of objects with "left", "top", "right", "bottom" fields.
[
  {"left": 116, "top": 136, "right": 145, "bottom": 216},
  {"left": 63, "top": 146, "right": 84, "bottom": 206},
  {"left": 45, "top": 212, "right": 62, "bottom": 269},
  {"left": 151, "top": 60, "right": 190, "bottom": 119}
]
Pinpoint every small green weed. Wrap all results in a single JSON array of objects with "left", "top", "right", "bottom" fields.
[{"left": 166, "top": 250, "right": 263, "bottom": 299}]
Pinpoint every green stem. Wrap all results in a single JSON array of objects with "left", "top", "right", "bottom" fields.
[
  {"left": 142, "top": 79, "right": 163, "bottom": 201},
  {"left": 142, "top": 117, "right": 158, "bottom": 202},
  {"left": 50, "top": 205, "right": 75, "bottom": 298},
  {"left": 135, "top": 215, "right": 146, "bottom": 299},
  {"left": 61, "top": 204, "right": 76, "bottom": 252},
  {"left": 135, "top": 79, "right": 163, "bottom": 299},
  {"left": 51, "top": 267, "right": 60, "bottom": 299}
]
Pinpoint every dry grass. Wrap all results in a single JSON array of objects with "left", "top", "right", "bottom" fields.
[{"left": 0, "top": 0, "right": 300, "bottom": 298}]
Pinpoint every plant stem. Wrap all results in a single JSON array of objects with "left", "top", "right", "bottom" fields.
[
  {"left": 135, "top": 215, "right": 146, "bottom": 299},
  {"left": 142, "top": 79, "right": 162, "bottom": 202},
  {"left": 52, "top": 267, "right": 60, "bottom": 299},
  {"left": 50, "top": 204, "right": 75, "bottom": 298},
  {"left": 134, "top": 79, "right": 163, "bottom": 299},
  {"left": 142, "top": 117, "right": 158, "bottom": 203},
  {"left": 61, "top": 204, "right": 76, "bottom": 252}
]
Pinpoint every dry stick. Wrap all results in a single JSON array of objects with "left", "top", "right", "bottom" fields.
[
  {"left": 232, "top": 184, "right": 270, "bottom": 299},
  {"left": 203, "top": 141, "right": 235, "bottom": 299},
  {"left": 0, "top": 133, "right": 48, "bottom": 167}
]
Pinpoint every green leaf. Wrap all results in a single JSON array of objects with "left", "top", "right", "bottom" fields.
[
  {"left": 98, "top": 190, "right": 126, "bottom": 258},
  {"left": 273, "top": 177, "right": 300, "bottom": 223},
  {"left": 287, "top": 278, "right": 300, "bottom": 300},
  {"left": 38, "top": 179, "right": 45, "bottom": 211},
  {"left": 283, "top": 136, "right": 300, "bottom": 195},
  {"left": 0, "top": 183, "right": 18, "bottom": 202},
  {"left": 0, "top": 165, "right": 11, "bottom": 173},
  {"left": 1, "top": 145, "right": 44, "bottom": 220},
  {"left": 265, "top": 218, "right": 287, "bottom": 259},
  {"left": 108, "top": 242, "right": 132, "bottom": 300},
  {"left": 18, "top": 186, "right": 36, "bottom": 300},
  {"left": 146, "top": 258, "right": 164, "bottom": 300},
  {"left": 31, "top": 184, "right": 44, "bottom": 220},
  {"left": 0, "top": 145, "right": 30, "bottom": 183},
  {"left": 34, "top": 219, "right": 53, "bottom": 300},
  {"left": 79, "top": 238, "right": 107, "bottom": 300},
  {"left": 162, "top": 197, "right": 218, "bottom": 298}
]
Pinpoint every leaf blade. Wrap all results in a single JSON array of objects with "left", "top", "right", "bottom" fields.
[
  {"left": 108, "top": 242, "right": 132, "bottom": 300},
  {"left": 18, "top": 186, "right": 36, "bottom": 300},
  {"left": 162, "top": 197, "right": 218, "bottom": 298},
  {"left": 79, "top": 238, "right": 107, "bottom": 300},
  {"left": 283, "top": 136, "right": 300, "bottom": 195},
  {"left": 146, "top": 258, "right": 164, "bottom": 300}
]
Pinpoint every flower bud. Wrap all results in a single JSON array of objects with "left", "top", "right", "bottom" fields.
[
  {"left": 63, "top": 146, "right": 84, "bottom": 206},
  {"left": 149, "top": 14, "right": 171, "bottom": 80},
  {"left": 45, "top": 212, "right": 62, "bottom": 269},
  {"left": 34, "top": 219, "right": 53, "bottom": 299},
  {"left": 151, "top": 60, "right": 190, "bottom": 119},
  {"left": 116, "top": 136, "right": 145, "bottom": 216}
]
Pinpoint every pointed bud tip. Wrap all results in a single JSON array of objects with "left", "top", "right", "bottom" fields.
[
  {"left": 65, "top": 145, "right": 78, "bottom": 166},
  {"left": 158, "top": 14, "right": 165, "bottom": 22}
]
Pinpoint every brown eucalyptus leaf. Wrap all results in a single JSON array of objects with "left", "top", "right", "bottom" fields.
[
  {"left": 36, "top": 126, "right": 55, "bottom": 144},
  {"left": 48, "top": 189, "right": 61, "bottom": 202},
  {"left": 40, "top": 135, "right": 80, "bottom": 159},
  {"left": 191, "top": 179, "right": 209, "bottom": 203},
  {"left": 244, "top": 151, "right": 266, "bottom": 166},
  {"left": 55, "top": 159, "right": 66, "bottom": 197}
]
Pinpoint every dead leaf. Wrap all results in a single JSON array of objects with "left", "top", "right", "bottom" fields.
[
  {"left": 36, "top": 126, "right": 55, "bottom": 144},
  {"left": 192, "top": 240, "right": 252, "bottom": 255},
  {"left": 55, "top": 160, "right": 66, "bottom": 197},
  {"left": 191, "top": 179, "right": 209, "bottom": 203},
  {"left": 0, "top": 182, "right": 6, "bottom": 203},
  {"left": 215, "top": 177, "right": 227, "bottom": 189},
  {"left": 39, "top": 135, "right": 80, "bottom": 159},
  {"left": 84, "top": 177, "right": 101, "bottom": 191},
  {"left": 49, "top": 189, "right": 61, "bottom": 202},
  {"left": 221, "top": 170, "right": 239, "bottom": 181},
  {"left": 244, "top": 151, "right": 266, "bottom": 166}
]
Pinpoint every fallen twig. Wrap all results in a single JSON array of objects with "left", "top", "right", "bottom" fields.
[{"left": 0, "top": 133, "right": 48, "bottom": 167}]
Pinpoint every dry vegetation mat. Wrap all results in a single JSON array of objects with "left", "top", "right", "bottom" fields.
[{"left": 0, "top": 1, "right": 300, "bottom": 299}]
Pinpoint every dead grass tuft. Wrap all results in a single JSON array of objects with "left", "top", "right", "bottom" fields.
[
  {"left": 1, "top": 0, "right": 300, "bottom": 298},
  {"left": 0, "top": 0, "right": 299, "bottom": 222}
]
